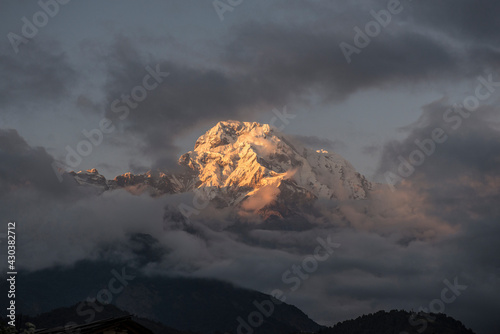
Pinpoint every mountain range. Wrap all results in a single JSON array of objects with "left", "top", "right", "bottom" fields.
[
  {"left": 4, "top": 260, "right": 321, "bottom": 334},
  {"left": 69, "top": 120, "right": 374, "bottom": 221},
  {"left": 2, "top": 121, "right": 479, "bottom": 333}
]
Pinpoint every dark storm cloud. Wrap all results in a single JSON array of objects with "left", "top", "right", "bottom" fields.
[
  {"left": 371, "top": 99, "right": 500, "bottom": 331},
  {"left": 67, "top": 0, "right": 500, "bottom": 173},
  {"left": 224, "top": 25, "right": 460, "bottom": 98},
  {"left": 362, "top": 144, "right": 381, "bottom": 156},
  {"left": 0, "top": 129, "right": 75, "bottom": 196},
  {"left": 0, "top": 1, "right": 498, "bottom": 173},
  {"left": 76, "top": 94, "right": 103, "bottom": 115},
  {"left": 96, "top": 27, "right": 464, "bottom": 169},
  {"left": 376, "top": 99, "right": 500, "bottom": 191},
  {"left": 0, "top": 130, "right": 172, "bottom": 271},
  {"left": 375, "top": 99, "right": 500, "bottom": 260},
  {"left": 219, "top": 0, "right": 500, "bottom": 103},
  {"left": 99, "top": 36, "right": 293, "bottom": 169},
  {"left": 411, "top": 0, "right": 500, "bottom": 44},
  {"left": 0, "top": 41, "right": 76, "bottom": 108}
]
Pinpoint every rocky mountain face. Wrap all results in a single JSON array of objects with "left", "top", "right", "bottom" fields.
[{"left": 70, "top": 121, "right": 372, "bottom": 219}]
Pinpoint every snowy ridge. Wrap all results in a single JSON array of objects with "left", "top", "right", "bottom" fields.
[
  {"left": 179, "top": 120, "right": 371, "bottom": 202},
  {"left": 70, "top": 121, "right": 372, "bottom": 217}
]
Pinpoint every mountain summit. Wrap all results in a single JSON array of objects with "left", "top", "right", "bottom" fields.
[
  {"left": 71, "top": 121, "right": 372, "bottom": 219},
  {"left": 180, "top": 120, "right": 371, "bottom": 200}
]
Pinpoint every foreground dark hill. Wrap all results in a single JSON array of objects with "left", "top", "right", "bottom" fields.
[
  {"left": 3, "top": 260, "right": 320, "bottom": 334},
  {"left": 315, "top": 310, "right": 476, "bottom": 334},
  {"left": 15, "top": 303, "right": 191, "bottom": 334},
  {"left": 5, "top": 305, "right": 477, "bottom": 334}
]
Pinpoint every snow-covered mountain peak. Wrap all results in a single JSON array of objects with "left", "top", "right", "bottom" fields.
[
  {"left": 179, "top": 121, "right": 372, "bottom": 203},
  {"left": 70, "top": 120, "right": 372, "bottom": 219},
  {"left": 193, "top": 120, "right": 272, "bottom": 152}
]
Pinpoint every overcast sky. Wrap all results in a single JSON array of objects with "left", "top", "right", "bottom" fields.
[
  {"left": 1, "top": 1, "right": 500, "bottom": 333},
  {"left": 1, "top": 0, "right": 498, "bottom": 180}
]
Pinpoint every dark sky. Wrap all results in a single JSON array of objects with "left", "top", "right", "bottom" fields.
[
  {"left": 1, "top": 0, "right": 498, "bottom": 180},
  {"left": 1, "top": 1, "right": 500, "bottom": 333}
]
